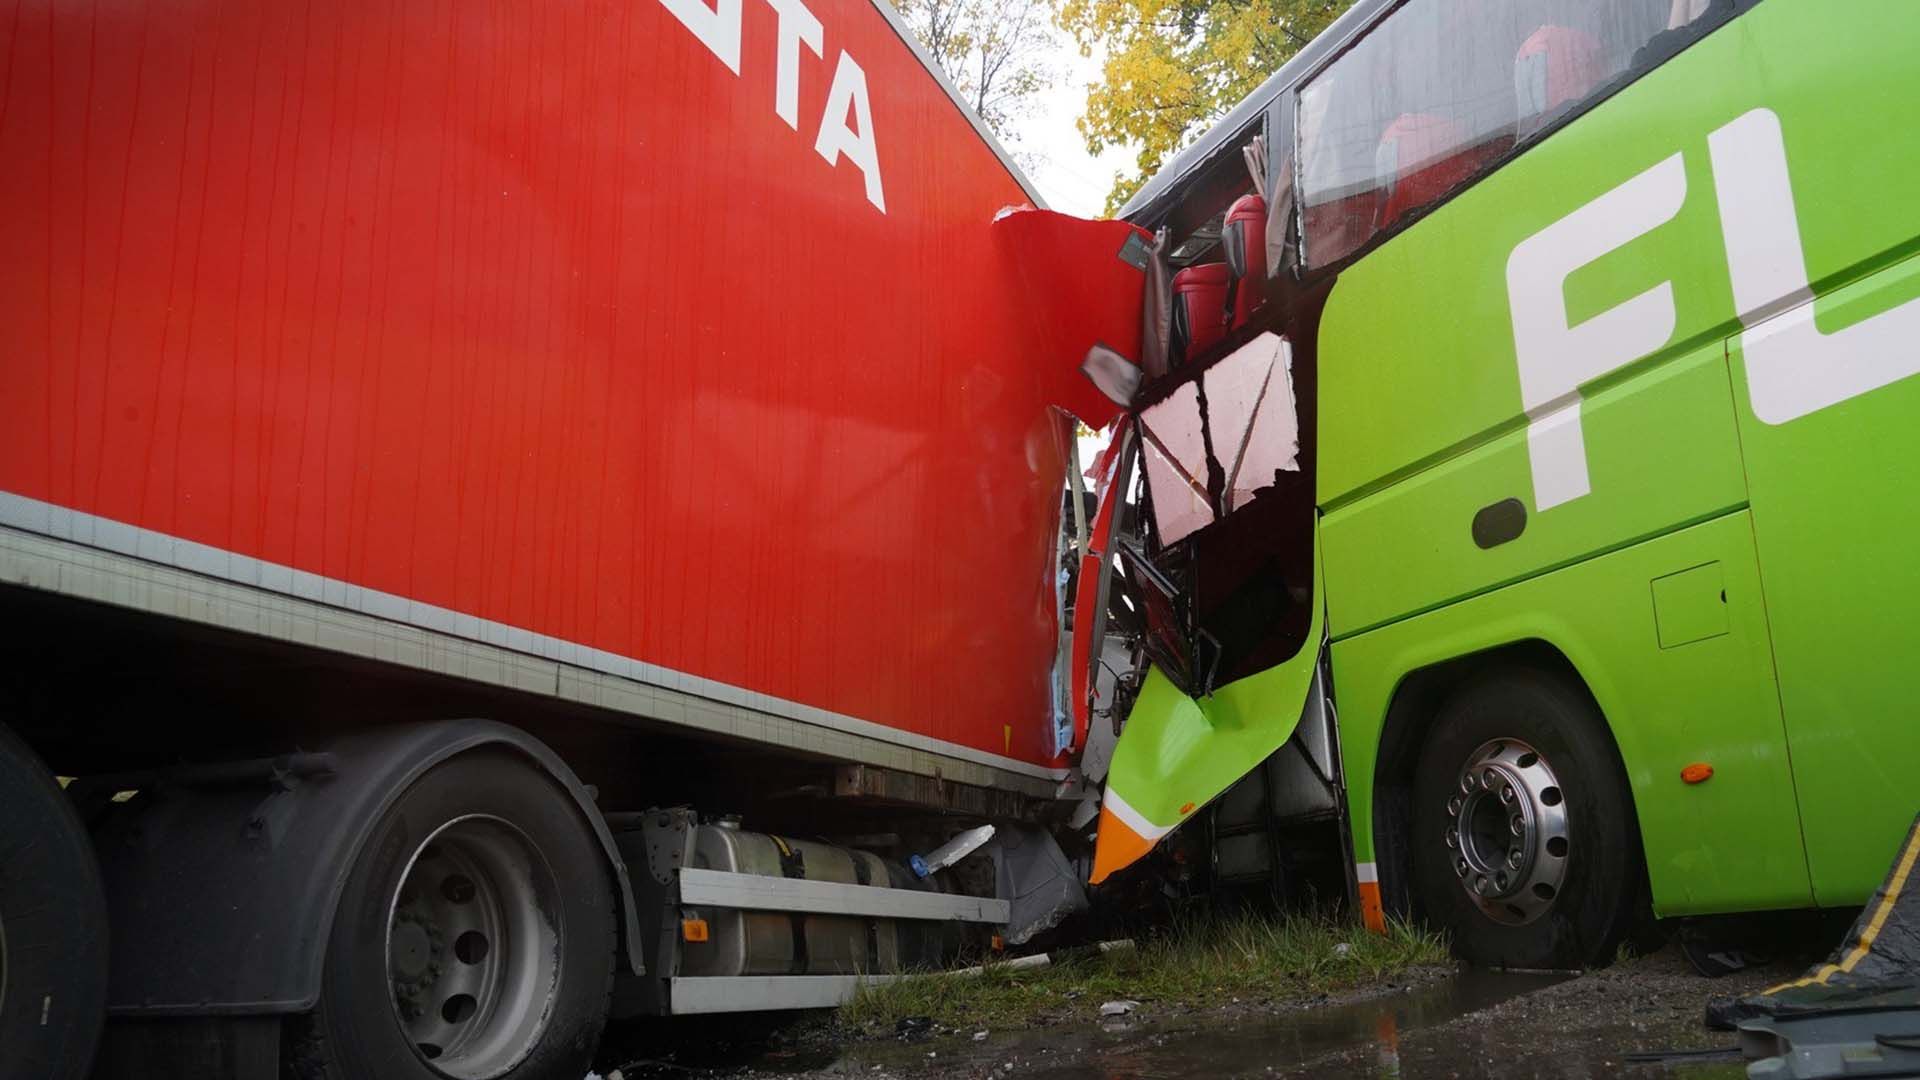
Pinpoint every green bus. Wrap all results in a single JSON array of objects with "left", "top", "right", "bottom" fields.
[{"left": 1089, "top": 0, "right": 1920, "bottom": 968}]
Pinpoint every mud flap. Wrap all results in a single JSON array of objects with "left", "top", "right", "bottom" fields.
[{"left": 1090, "top": 539, "right": 1325, "bottom": 884}]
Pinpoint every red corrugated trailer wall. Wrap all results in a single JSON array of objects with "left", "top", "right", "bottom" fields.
[{"left": 0, "top": 0, "right": 1117, "bottom": 776}]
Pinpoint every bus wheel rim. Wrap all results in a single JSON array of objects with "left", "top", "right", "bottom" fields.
[
  {"left": 1442, "top": 738, "right": 1569, "bottom": 926},
  {"left": 385, "top": 814, "right": 562, "bottom": 1079}
]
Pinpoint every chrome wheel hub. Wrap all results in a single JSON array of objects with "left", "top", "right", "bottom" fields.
[
  {"left": 1443, "top": 739, "right": 1568, "bottom": 926},
  {"left": 385, "top": 815, "right": 562, "bottom": 1078}
]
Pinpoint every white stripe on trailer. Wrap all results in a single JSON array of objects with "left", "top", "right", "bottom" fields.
[
  {"left": 678, "top": 868, "right": 1008, "bottom": 923},
  {"left": 1355, "top": 861, "right": 1379, "bottom": 884}
]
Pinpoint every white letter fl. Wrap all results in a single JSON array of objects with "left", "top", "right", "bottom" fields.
[{"left": 1506, "top": 154, "right": 1686, "bottom": 511}]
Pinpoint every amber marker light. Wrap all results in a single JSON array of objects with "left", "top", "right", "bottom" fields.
[{"left": 1681, "top": 763, "right": 1715, "bottom": 785}]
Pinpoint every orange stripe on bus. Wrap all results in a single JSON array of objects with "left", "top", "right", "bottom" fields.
[
  {"left": 1360, "top": 880, "right": 1387, "bottom": 934},
  {"left": 1089, "top": 804, "right": 1155, "bottom": 885}
]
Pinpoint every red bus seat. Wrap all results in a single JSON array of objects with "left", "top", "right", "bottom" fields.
[
  {"left": 1221, "top": 193, "right": 1268, "bottom": 329},
  {"left": 1170, "top": 262, "right": 1231, "bottom": 367},
  {"left": 1375, "top": 112, "right": 1504, "bottom": 229},
  {"left": 1515, "top": 25, "right": 1605, "bottom": 137}
]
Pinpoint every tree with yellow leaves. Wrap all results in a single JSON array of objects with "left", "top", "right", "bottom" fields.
[{"left": 1059, "top": 0, "right": 1352, "bottom": 213}]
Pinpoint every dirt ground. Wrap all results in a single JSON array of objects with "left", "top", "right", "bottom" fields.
[{"left": 596, "top": 939, "right": 1826, "bottom": 1080}]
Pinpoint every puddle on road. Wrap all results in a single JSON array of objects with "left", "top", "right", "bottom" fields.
[
  {"left": 844, "top": 970, "right": 1571, "bottom": 1078},
  {"left": 843, "top": 969, "right": 1753, "bottom": 1079},
  {"left": 608, "top": 969, "right": 1752, "bottom": 1079}
]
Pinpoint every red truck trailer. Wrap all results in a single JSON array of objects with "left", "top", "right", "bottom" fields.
[{"left": 0, "top": 0, "right": 1157, "bottom": 1076}]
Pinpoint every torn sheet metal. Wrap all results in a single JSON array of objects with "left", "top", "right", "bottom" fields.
[
  {"left": 989, "top": 823, "right": 1090, "bottom": 945},
  {"left": 1077, "top": 634, "right": 1139, "bottom": 785},
  {"left": 1137, "top": 333, "right": 1299, "bottom": 546},
  {"left": 992, "top": 207, "right": 1150, "bottom": 429},
  {"left": 1068, "top": 420, "right": 1136, "bottom": 756},
  {"left": 1090, "top": 541, "right": 1325, "bottom": 884}
]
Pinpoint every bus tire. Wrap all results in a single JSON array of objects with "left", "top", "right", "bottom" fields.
[
  {"left": 0, "top": 721, "right": 108, "bottom": 1080},
  {"left": 1410, "top": 668, "right": 1644, "bottom": 969},
  {"left": 284, "top": 750, "right": 615, "bottom": 1080}
]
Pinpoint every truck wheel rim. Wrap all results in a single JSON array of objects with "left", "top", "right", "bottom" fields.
[
  {"left": 1443, "top": 738, "right": 1568, "bottom": 926},
  {"left": 385, "top": 814, "right": 562, "bottom": 1079}
]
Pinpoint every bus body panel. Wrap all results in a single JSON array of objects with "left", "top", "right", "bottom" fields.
[
  {"left": 0, "top": 0, "right": 1106, "bottom": 774},
  {"left": 1704, "top": 0, "right": 1920, "bottom": 907},
  {"left": 1314, "top": 4, "right": 1763, "bottom": 516},
  {"left": 1333, "top": 512, "right": 1811, "bottom": 917},
  {"left": 1732, "top": 255, "right": 1920, "bottom": 905},
  {"left": 1318, "top": 0, "right": 1920, "bottom": 915},
  {"left": 1732, "top": 255, "right": 1920, "bottom": 903},
  {"left": 1320, "top": 340, "right": 1747, "bottom": 638}
]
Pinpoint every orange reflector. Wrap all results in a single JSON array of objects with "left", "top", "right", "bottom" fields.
[
  {"left": 681, "top": 918, "right": 710, "bottom": 943},
  {"left": 991, "top": 934, "right": 1005, "bottom": 952},
  {"left": 1178, "top": 802, "right": 1196, "bottom": 815},
  {"left": 1681, "top": 763, "right": 1714, "bottom": 785}
]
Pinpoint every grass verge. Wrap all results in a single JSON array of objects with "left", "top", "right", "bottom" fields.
[{"left": 840, "top": 914, "right": 1448, "bottom": 1032}]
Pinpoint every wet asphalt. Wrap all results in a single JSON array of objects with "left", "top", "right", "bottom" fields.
[{"left": 596, "top": 942, "right": 1820, "bottom": 1080}]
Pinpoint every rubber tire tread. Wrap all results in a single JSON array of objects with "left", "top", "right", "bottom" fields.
[
  {"left": 282, "top": 749, "right": 615, "bottom": 1080},
  {"left": 1411, "top": 666, "right": 1647, "bottom": 969},
  {"left": 0, "top": 721, "right": 109, "bottom": 1080}
]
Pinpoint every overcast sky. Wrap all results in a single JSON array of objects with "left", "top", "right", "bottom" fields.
[{"left": 1002, "top": 45, "right": 1137, "bottom": 218}]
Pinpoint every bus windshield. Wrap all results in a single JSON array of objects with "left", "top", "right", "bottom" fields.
[{"left": 1297, "top": 0, "right": 1742, "bottom": 268}]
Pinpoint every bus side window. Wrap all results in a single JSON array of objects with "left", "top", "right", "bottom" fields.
[
  {"left": 1632, "top": 0, "right": 1740, "bottom": 71},
  {"left": 1670, "top": 0, "right": 1713, "bottom": 28},
  {"left": 1514, "top": 25, "right": 1604, "bottom": 139},
  {"left": 1296, "top": 0, "right": 1746, "bottom": 271}
]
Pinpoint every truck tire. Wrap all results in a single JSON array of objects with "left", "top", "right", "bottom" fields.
[
  {"left": 284, "top": 750, "right": 615, "bottom": 1080},
  {"left": 0, "top": 721, "right": 108, "bottom": 1080},
  {"left": 1410, "top": 668, "right": 1645, "bottom": 969}
]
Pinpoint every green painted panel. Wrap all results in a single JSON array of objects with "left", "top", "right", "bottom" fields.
[
  {"left": 1651, "top": 563, "right": 1727, "bottom": 650},
  {"left": 1321, "top": 343, "right": 1745, "bottom": 637},
  {"left": 1732, "top": 252, "right": 1920, "bottom": 905},
  {"left": 1334, "top": 513, "right": 1810, "bottom": 917},
  {"left": 1317, "top": 0, "right": 1920, "bottom": 511},
  {"left": 1316, "top": 0, "right": 1920, "bottom": 912},
  {"left": 1104, "top": 544, "right": 1326, "bottom": 834}
]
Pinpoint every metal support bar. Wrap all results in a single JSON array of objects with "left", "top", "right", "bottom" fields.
[
  {"left": 670, "top": 975, "right": 899, "bottom": 1014},
  {"left": 677, "top": 868, "right": 1009, "bottom": 924}
]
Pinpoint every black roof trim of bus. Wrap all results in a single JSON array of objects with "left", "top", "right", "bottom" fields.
[{"left": 1116, "top": 0, "right": 1399, "bottom": 228}]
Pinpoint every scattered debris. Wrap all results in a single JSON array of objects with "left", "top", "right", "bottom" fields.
[
  {"left": 1099, "top": 1000, "right": 1140, "bottom": 1017},
  {"left": 837, "top": 913, "right": 1447, "bottom": 1033},
  {"left": 945, "top": 953, "right": 1051, "bottom": 978},
  {"left": 909, "top": 825, "right": 996, "bottom": 878}
]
